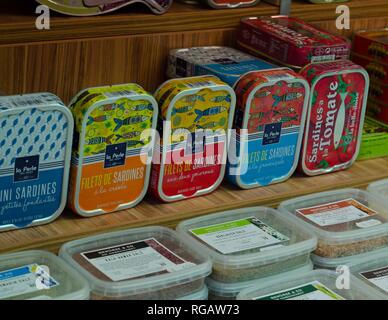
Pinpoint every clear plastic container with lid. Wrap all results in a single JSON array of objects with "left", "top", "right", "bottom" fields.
[
  {"left": 348, "top": 248, "right": 388, "bottom": 299},
  {"left": 279, "top": 188, "right": 388, "bottom": 259},
  {"left": 178, "top": 286, "right": 208, "bottom": 300},
  {"left": 176, "top": 207, "right": 317, "bottom": 283},
  {"left": 59, "top": 226, "right": 212, "bottom": 300},
  {"left": 207, "top": 260, "right": 313, "bottom": 300},
  {"left": 368, "top": 179, "right": 388, "bottom": 199},
  {"left": 236, "top": 270, "right": 385, "bottom": 300},
  {"left": 0, "top": 250, "right": 89, "bottom": 300}
]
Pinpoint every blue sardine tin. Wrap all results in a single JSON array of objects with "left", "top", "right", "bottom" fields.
[
  {"left": 167, "top": 46, "right": 276, "bottom": 87},
  {"left": 227, "top": 69, "right": 309, "bottom": 189},
  {"left": 0, "top": 93, "right": 73, "bottom": 231}
]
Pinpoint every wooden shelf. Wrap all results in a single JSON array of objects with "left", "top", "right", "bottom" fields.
[
  {"left": 1, "top": 0, "right": 388, "bottom": 45},
  {"left": 0, "top": 158, "right": 387, "bottom": 254}
]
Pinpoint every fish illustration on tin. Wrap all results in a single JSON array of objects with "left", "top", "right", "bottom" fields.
[
  {"left": 131, "top": 103, "right": 154, "bottom": 112},
  {"left": 197, "top": 120, "right": 225, "bottom": 130},
  {"left": 334, "top": 92, "right": 347, "bottom": 150},
  {"left": 254, "top": 91, "right": 271, "bottom": 98},
  {"left": 171, "top": 105, "right": 193, "bottom": 116},
  {"left": 272, "top": 92, "right": 303, "bottom": 107},
  {"left": 277, "top": 115, "right": 299, "bottom": 123},
  {"left": 113, "top": 115, "right": 149, "bottom": 131},
  {"left": 273, "top": 107, "right": 296, "bottom": 116},
  {"left": 249, "top": 111, "right": 271, "bottom": 121},
  {"left": 86, "top": 135, "right": 114, "bottom": 145},
  {"left": 115, "top": 131, "right": 142, "bottom": 140},
  {"left": 194, "top": 106, "right": 227, "bottom": 122},
  {"left": 127, "top": 140, "right": 145, "bottom": 147},
  {"left": 210, "top": 95, "right": 231, "bottom": 103},
  {"left": 100, "top": 103, "right": 125, "bottom": 112},
  {"left": 87, "top": 115, "right": 109, "bottom": 126},
  {"left": 183, "top": 94, "right": 206, "bottom": 103},
  {"left": 287, "top": 83, "right": 304, "bottom": 89}
]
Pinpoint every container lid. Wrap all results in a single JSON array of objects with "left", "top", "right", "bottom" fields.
[
  {"left": 0, "top": 250, "right": 89, "bottom": 300},
  {"left": 59, "top": 226, "right": 212, "bottom": 298},
  {"left": 207, "top": 260, "right": 313, "bottom": 298},
  {"left": 347, "top": 247, "right": 388, "bottom": 297},
  {"left": 368, "top": 178, "right": 388, "bottom": 199},
  {"left": 279, "top": 188, "right": 388, "bottom": 244},
  {"left": 236, "top": 269, "right": 384, "bottom": 300},
  {"left": 177, "top": 286, "right": 208, "bottom": 300},
  {"left": 176, "top": 207, "right": 317, "bottom": 268}
]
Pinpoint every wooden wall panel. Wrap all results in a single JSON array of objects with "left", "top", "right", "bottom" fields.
[
  {"left": 21, "top": 29, "right": 236, "bottom": 102},
  {"left": 0, "top": 46, "right": 26, "bottom": 95}
]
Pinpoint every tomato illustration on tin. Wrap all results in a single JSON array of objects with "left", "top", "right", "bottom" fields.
[{"left": 300, "top": 60, "right": 370, "bottom": 176}]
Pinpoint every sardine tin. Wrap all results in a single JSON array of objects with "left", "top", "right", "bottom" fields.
[
  {"left": 167, "top": 46, "right": 275, "bottom": 87},
  {"left": 227, "top": 68, "right": 309, "bottom": 189},
  {"left": 68, "top": 84, "right": 158, "bottom": 216},
  {"left": 299, "top": 60, "right": 369, "bottom": 176},
  {"left": 352, "top": 53, "right": 388, "bottom": 86},
  {"left": 199, "top": 0, "right": 260, "bottom": 9},
  {"left": 36, "top": 0, "right": 172, "bottom": 15},
  {"left": 237, "top": 16, "right": 351, "bottom": 70},
  {"left": 353, "top": 29, "right": 388, "bottom": 65},
  {"left": 150, "top": 76, "right": 236, "bottom": 202},
  {"left": 0, "top": 93, "right": 73, "bottom": 231}
]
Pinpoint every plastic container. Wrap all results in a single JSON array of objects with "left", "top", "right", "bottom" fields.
[
  {"left": 299, "top": 60, "right": 369, "bottom": 176},
  {"left": 207, "top": 260, "right": 313, "bottom": 300},
  {"left": 68, "top": 84, "right": 158, "bottom": 216},
  {"left": 178, "top": 286, "right": 208, "bottom": 300},
  {"left": 279, "top": 188, "right": 388, "bottom": 259},
  {"left": 167, "top": 46, "right": 275, "bottom": 87},
  {"left": 227, "top": 68, "right": 309, "bottom": 188},
  {"left": 150, "top": 76, "right": 235, "bottom": 202},
  {"left": 59, "top": 226, "right": 212, "bottom": 300},
  {"left": 348, "top": 248, "right": 388, "bottom": 298},
  {"left": 0, "top": 250, "right": 89, "bottom": 300},
  {"left": 0, "top": 93, "right": 73, "bottom": 231},
  {"left": 176, "top": 207, "right": 317, "bottom": 283},
  {"left": 368, "top": 179, "right": 388, "bottom": 199},
  {"left": 236, "top": 269, "right": 384, "bottom": 300},
  {"left": 237, "top": 16, "right": 350, "bottom": 70},
  {"left": 36, "top": 0, "right": 173, "bottom": 15}
]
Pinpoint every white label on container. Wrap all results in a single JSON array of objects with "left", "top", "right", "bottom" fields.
[
  {"left": 296, "top": 198, "right": 377, "bottom": 227},
  {"left": 311, "top": 55, "right": 335, "bottom": 63},
  {"left": 81, "top": 238, "right": 196, "bottom": 282},
  {"left": 189, "top": 217, "right": 289, "bottom": 255},
  {"left": 360, "top": 266, "right": 388, "bottom": 293},
  {"left": 356, "top": 219, "right": 382, "bottom": 228},
  {"left": 253, "top": 281, "right": 345, "bottom": 300},
  {"left": 0, "top": 264, "right": 59, "bottom": 299}
]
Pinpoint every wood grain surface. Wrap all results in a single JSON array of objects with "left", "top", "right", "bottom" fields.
[{"left": 0, "top": 158, "right": 387, "bottom": 254}]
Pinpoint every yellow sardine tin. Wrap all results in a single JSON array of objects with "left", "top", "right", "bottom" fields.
[
  {"left": 68, "top": 84, "right": 158, "bottom": 216},
  {"left": 150, "top": 76, "right": 236, "bottom": 202}
]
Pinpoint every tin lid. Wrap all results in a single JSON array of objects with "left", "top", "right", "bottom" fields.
[
  {"left": 236, "top": 269, "right": 385, "bottom": 300},
  {"left": 238, "top": 16, "right": 351, "bottom": 68},
  {"left": 0, "top": 250, "right": 89, "bottom": 300},
  {"left": 206, "top": 261, "right": 313, "bottom": 298},
  {"left": 279, "top": 188, "right": 388, "bottom": 247},
  {"left": 368, "top": 178, "right": 388, "bottom": 199},
  {"left": 176, "top": 207, "right": 317, "bottom": 269},
  {"left": 177, "top": 286, "right": 208, "bottom": 300},
  {"left": 59, "top": 226, "right": 212, "bottom": 298}
]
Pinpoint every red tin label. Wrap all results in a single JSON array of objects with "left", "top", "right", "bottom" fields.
[
  {"left": 238, "top": 16, "right": 350, "bottom": 69},
  {"left": 354, "top": 30, "right": 388, "bottom": 65},
  {"left": 352, "top": 53, "right": 388, "bottom": 86},
  {"left": 300, "top": 66, "right": 367, "bottom": 174}
]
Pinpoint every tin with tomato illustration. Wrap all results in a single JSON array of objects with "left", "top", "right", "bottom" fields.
[
  {"left": 299, "top": 60, "right": 369, "bottom": 176},
  {"left": 227, "top": 68, "right": 309, "bottom": 188},
  {"left": 68, "top": 84, "right": 158, "bottom": 216},
  {"left": 353, "top": 29, "right": 388, "bottom": 65},
  {"left": 0, "top": 93, "right": 73, "bottom": 231},
  {"left": 150, "top": 76, "right": 235, "bottom": 202},
  {"left": 237, "top": 16, "right": 351, "bottom": 70},
  {"left": 167, "top": 46, "right": 275, "bottom": 87}
]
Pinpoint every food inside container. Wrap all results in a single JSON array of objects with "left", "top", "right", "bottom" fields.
[
  {"left": 207, "top": 261, "right": 313, "bottom": 300},
  {"left": 0, "top": 250, "right": 89, "bottom": 300},
  {"left": 236, "top": 269, "right": 384, "bottom": 300},
  {"left": 279, "top": 188, "right": 388, "bottom": 258},
  {"left": 59, "top": 226, "right": 212, "bottom": 300},
  {"left": 176, "top": 207, "right": 317, "bottom": 283}
]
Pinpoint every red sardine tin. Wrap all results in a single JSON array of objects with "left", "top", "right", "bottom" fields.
[
  {"left": 353, "top": 29, "right": 388, "bottom": 65},
  {"left": 299, "top": 60, "right": 369, "bottom": 176},
  {"left": 150, "top": 76, "right": 235, "bottom": 202},
  {"left": 352, "top": 53, "right": 388, "bottom": 86},
  {"left": 237, "top": 16, "right": 351, "bottom": 70}
]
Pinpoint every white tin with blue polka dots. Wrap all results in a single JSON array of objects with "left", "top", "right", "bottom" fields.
[{"left": 0, "top": 93, "right": 73, "bottom": 231}]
